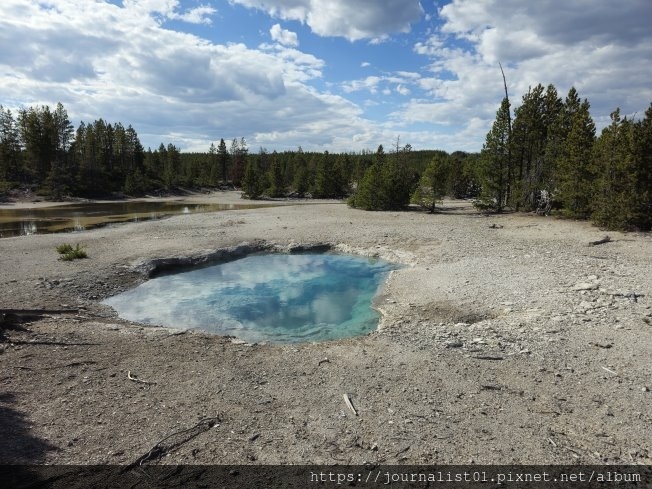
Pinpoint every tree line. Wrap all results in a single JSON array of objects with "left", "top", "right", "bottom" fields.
[
  {"left": 476, "top": 84, "right": 651, "bottom": 230},
  {"left": 0, "top": 101, "right": 464, "bottom": 201},
  {"left": 1, "top": 93, "right": 649, "bottom": 230}
]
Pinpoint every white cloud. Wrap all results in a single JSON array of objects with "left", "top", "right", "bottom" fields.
[
  {"left": 270, "top": 23, "right": 299, "bottom": 47},
  {"left": 0, "top": 0, "right": 377, "bottom": 152},
  {"left": 231, "top": 0, "right": 424, "bottom": 41},
  {"left": 123, "top": 0, "right": 216, "bottom": 24},
  {"left": 395, "top": 85, "right": 410, "bottom": 96},
  {"left": 360, "top": 61, "right": 371, "bottom": 68},
  {"left": 172, "top": 5, "right": 218, "bottom": 24},
  {"left": 342, "top": 72, "right": 420, "bottom": 99},
  {"left": 399, "top": 0, "right": 652, "bottom": 150}
]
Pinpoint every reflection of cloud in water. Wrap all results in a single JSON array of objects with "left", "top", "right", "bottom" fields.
[{"left": 104, "top": 253, "right": 397, "bottom": 343}]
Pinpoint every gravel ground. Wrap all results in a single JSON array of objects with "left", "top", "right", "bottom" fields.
[{"left": 0, "top": 191, "right": 650, "bottom": 465}]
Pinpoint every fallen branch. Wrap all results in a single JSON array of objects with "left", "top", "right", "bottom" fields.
[
  {"left": 127, "top": 371, "right": 156, "bottom": 385},
  {"left": 472, "top": 355, "right": 504, "bottom": 361},
  {"left": 318, "top": 358, "right": 330, "bottom": 366},
  {"left": 122, "top": 417, "right": 220, "bottom": 471},
  {"left": 588, "top": 235, "right": 611, "bottom": 246},
  {"left": 7, "top": 340, "right": 99, "bottom": 346},
  {"left": 343, "top": 393, "right": 358, "bottom": 416},
  {"left": 1, "top": 308, "right": 79, "bottom": 328},
  {"left": 0, "top": 308, "right": 79, "bottom": 316},
  {"left": 601, "top": 366, "right": 617, "bottom": 376}
]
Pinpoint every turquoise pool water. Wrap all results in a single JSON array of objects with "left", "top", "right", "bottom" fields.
[{"left": 104, "top": 253, "right": 398, "bottom": 343}]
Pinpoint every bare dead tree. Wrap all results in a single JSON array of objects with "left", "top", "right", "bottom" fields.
[{"left": 499, "top": 61, "right": 513, "bottom": 207}]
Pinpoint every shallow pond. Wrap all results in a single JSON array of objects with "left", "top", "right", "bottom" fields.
[
  {"left": 0, "top": 200, "right": 271, "bottom": 237},
  {"left": 103, "top": 253, "right": 398, "bottom": 343}
]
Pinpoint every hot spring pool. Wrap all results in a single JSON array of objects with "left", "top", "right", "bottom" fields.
[{"left": 103, "top": 253, "right": 398, "bottom": 343}]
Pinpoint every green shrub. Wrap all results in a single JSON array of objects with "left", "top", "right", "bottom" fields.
[{"left": 56, "top": 243, "right": 87, "bottom": 261}]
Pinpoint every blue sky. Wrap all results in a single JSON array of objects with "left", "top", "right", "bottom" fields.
[{"left": 2, "top": 0, "right": 651, "bottom": 153}]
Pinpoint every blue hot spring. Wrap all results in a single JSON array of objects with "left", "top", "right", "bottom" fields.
[{"left": 103, "top": 253, "right": 398, "bottom": 343}]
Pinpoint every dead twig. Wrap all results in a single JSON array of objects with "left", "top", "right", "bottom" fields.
[
  {"left": 122, "top": 417, "right": 220, "bottom": 471},
  {"left": 601, "top": 366, "right": 618, "bottom": 376},
  {"left": 588, "top": 235, "right": 611, "bottom": 246},
  {"left": 11, "top": 361, "right": 97, "bottom": 371},
  {"left": 127, "top": 371, "right": 156, "bottom": 385},
  {"left": 472, "top": 355, "right": 504, "bottom": 361},
  {"left": 343, "top": 393, "right": 358, "bottom": 416},
  {"left": 7, "top": 340, "right": 99, "bottom": 346},
  {"left": 318, "top": 357, "right": 330, "bottom": 366}
]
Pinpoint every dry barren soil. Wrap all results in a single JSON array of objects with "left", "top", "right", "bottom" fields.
[{"left": 1, "top": 191, "right": 650, "bottom": 466}]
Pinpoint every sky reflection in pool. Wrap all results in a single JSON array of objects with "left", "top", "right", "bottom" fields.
[{"left": 104, "top": 253, "right": 398, "bottom": 343}]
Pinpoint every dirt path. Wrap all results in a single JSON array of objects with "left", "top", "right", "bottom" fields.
[{"left": 1, "top": 191, "right": 650, "bottom": 465}]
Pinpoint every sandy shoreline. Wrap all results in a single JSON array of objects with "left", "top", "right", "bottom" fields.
[{"left": 1, "top": 190, "right": 650, "bottom": 465}]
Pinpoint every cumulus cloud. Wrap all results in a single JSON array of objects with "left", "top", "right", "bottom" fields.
[
  {"left": 231, "top": 0, "right": 424, "bottom": 41},
  {"left": 397, "top": 0, "right": 652, "bottom": 150},
  {"left": 171, "top": 5, "right": 218, "bottom": 24},
  {"left": 342, "top": 72, "right": 420, "bottom": 98},
  {"left": 270, "top": 23, "right": 299, "bottom": 47},
  {"left": 0, "top": 0, "right": 377, "bottom": 151},
  {"left": 123, "top": 0, "right": 217, "bottom": 24}
]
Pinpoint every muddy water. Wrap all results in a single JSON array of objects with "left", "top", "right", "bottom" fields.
[{"left": 0, "top": 201, "right": 272, "bottom": 237}]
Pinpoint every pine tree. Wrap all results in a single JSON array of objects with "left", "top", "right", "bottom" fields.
[
  {"left": 163, "top": 143, "right": 180, "bottom": 189},
  {"left": 292, "top": 164, "right": 310, "bottom": 197},
  {"left": 314, "top": 151, "right": 343, "bottom": 198},
  {"left": 208, "top": 142, "right": 218, "bottom": 185},
  {"left": 267, "top": 153, "right": 285, "bottom": 197},
  {"left": 229, "top": 138, "right": 247, "bottom": 186},
  {"left": 592, "top": 109, "right": 633, "bottom": 228},
  {"left": 218, "top": 138, "right": 229, "bottom": 185},
  {"left": 511, "top": 84, "right": 545, "bottom": 210},
  {"left": 557, "top": 98, "right": 596, "bottom": 218},
  {"left": 242, "top": 158, "right": 261, "bottom": 199},
  {"left": 350, "top": 145, "right": 386, "bottom": 210},
  {"left": 478, "top": 97, "right": 511, "bottom": 211},
  {"left": 592, "top": 105, "right": 652, "bottom": 230},
  {"left": 46, "top": 103, "right": 76, "bottom": 198},
  {"left": 633, "top": 104, "right": 652, "bottom": 230},
  {"left": 382, "top": 141, "right": 412, "bottom": 209},
  {"left": 291, "top": 150, "right": 310, "bottom": 196},
  {"left": 0, "top": 106, "right": 22, "bottom": 184},
  {"left": 411, "top": 153, "right": 449, "bottom": 212}
]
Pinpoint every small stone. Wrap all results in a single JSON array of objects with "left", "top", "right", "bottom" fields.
[
  {"left": 573, "top": 282, "right": 599, "bottom": 291},
  {"left": 643, "top": 387, "right": 649, "bottom": 392}
]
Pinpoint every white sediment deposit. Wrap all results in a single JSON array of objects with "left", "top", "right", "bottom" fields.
[{"left": 1, "top": 191, "right": 650, "bottom": 465}]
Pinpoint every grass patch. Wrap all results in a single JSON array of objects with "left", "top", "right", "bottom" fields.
[{"left": 56, "top": 243, "right": 88, "bottom": 261}]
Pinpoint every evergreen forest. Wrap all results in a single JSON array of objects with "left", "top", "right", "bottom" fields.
[{"left": 1, "top": 83, "right": 650, "bottom": 231}]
